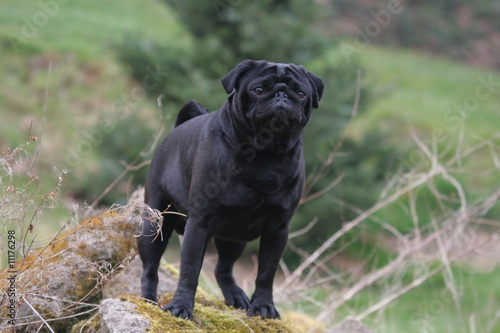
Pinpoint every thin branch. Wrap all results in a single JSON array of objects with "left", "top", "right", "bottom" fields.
[
  {"left": 315, "top": 189, "right": 500, "bottom": 322},
  {"left": 354, "top": 232, "right": 498, "bottom": 321},
  {"left": 30, "top": 61, "right": 52, "bottom": 173},
  {"left": 431, "top": 216, "right": 458, "bottom": 302},
  {"left": 332, "top": 69, "right": 362, "bottom": 153},
  {"left": 141, "top": 94, "right": 167, "bottom": 157},
  {"left": 300, "top": 174, "right": 345, "bottom": 205},
  {"left": 303, "top": 70, "right": 361, "bottom": 197},
  {"left": 75, "top": 312, "right": 100, "bottom": 333},
  {"left": 90, "top": 154, "right": 143, "bottom": 209},
  {"left": 90, "top": 94, "right": 167, "bottom": 209},
  {"left": 119, "top": 159, "right": 151, "bottom": 171},
  {"left": 22, "top": 296, "right": 55, "bottom": 333},
  {"left": 279, "top": 165, "right": 444, "bottom": 291},
  {"left": 288, "top": 217, "right": 319, "bottom": 239}
]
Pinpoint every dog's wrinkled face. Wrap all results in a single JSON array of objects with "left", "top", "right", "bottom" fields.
[{"left": 222, "top": 60, "right": 324, "bottom": 151}]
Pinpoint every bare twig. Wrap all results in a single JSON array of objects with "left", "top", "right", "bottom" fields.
[
  {"left": 288, "top": 218, "right": 319, "bottom": 239},
  {"left": 278, "top": 133, "right": 500, "bottom": 327},
  {"left": 314, "top": 189, "right": 500, "bottom": 322},
  {"left": 430, "top": 216, "right": 458, "bottom": 302},
  {"left": 332, "top": 69, "right": 362, "bottom": 153},
  {"left": 354, "top": 232, "right": 498, "bottom": 321},
  {"left": 300, "top": 174, "right": 345, "bottom": 205},
  {"left": 279, "top": 165, "right": 444, "bottom": 292},
  {"left": 141, "top": 94, "right": 168, "bottom": 157},
  {"left": 302, "top": 70, "right": 361, "bottom": 199},
  {"left": 22, "top": 296, "right": 55, "bottom": 333},
  {"left": 90, "top": 94, "right": 167, "bottom": 209},
  {"left": 30, "top": 61, "right": 52, "bottom": 173}
]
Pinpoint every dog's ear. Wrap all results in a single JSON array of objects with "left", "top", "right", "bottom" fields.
[
  {"left": 221, "top": 59, "right": 256, "bottom": 94},
  {"left": 307, "top": 72, "right": 324, "bottom": 109}
]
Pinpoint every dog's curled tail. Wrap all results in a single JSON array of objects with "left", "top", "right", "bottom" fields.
[{"left": 174, "top": 100, "right": 209, "bottom": 128}]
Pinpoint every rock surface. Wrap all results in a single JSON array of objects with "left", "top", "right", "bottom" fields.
[
  {"left": 0, "top": 203, "right": 156, "bottom": 332},
  {"left": 99, "top": 299, "right": 151, "bottom": 333},
  {"left": 105, "top": 256, "right": 177, "bottom": 299}
]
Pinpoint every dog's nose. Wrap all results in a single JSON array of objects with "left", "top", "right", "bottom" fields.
[{"left": 275, "top": 91, "right": 288, "bottom": 101}]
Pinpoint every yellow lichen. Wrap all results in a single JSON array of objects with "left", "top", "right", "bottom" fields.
[
  {"left": 283, "top": 312, "right": 326, "bottom": 333},
  {"left": 123, "top": 293, "right": 300, "bottom": 333},
  {"left": 78, "top": 211, "right": 119, "bottom": 228},
  {"left": 78, "top": 242, "right": 89, "bottom": 258}
]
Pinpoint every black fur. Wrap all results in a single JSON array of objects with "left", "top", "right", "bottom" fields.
[
  {"left": 173, "top": 100, "right": 208, "bottom": 128},
  {"left": 138, "top": 59, "right": 324, "bottom": 320}
]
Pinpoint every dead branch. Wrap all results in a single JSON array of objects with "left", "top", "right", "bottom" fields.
[
  {"left": 279, "top": 164, "right": 445, "bottom": 292},
  {"left": 302, "top": 70, "right": 361, "bottom": 201},
  {"left": 90, "top": 94, "right": 167, "bottom": 209},
  {"left": 354, "top": 232, "right": 499, "bottom": 321},
  {"left": 21, "top": 296, "right": 55, "bottom": 333},
  {"left": 315, "top": 188, "right": 500, "bottom": 322},
  {"left": 288, "top": 218, "right": 319, "bottom": 239}
]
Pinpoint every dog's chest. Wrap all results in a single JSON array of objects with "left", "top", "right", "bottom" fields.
[
  {"left": 214, "top": 204, "right": 288, "bottom": 242},
  {"left": 210, "top": 157, "right": 302, "bottom": 242},
  {"left": 243, "top": 169, "right": 284, "bottom": 194},
  {"left": 229, "top": 161, "right": 302, "bottom": 212},
  {"left": 239, "top": 153, "right": 299, "bottom": 194}
]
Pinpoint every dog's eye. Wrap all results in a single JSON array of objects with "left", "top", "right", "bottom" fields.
[
  {"left": 253, "top": 87, "right": 264, "bottom": 95},
  {"left": 297, "top": 91, "right": 306, "bottom": 99}
]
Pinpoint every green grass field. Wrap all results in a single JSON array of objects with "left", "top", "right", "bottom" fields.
[
  {"left": 1, "top": 1, "right": 499, "bottom": 332},
  {"left": 356, "top": 46, "right": 500, "bottom": 143}
]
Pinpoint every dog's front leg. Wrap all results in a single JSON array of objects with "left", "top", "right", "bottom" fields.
[
  {"left": 248, "top": 223, "right": 289, "bottom": 319},
  {"left": 163, "top": 218, "right": 211, "bottom": 320}
]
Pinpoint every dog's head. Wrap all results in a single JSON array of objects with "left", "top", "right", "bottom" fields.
[{"left": 221, "top": 60, "right": 324, "bottom": 152}]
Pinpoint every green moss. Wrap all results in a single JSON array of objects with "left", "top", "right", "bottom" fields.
[
  {"left": 123, "top": 295, "right": 198, "bottom": 333},
  {"left": 71, "top": 315, "right": 101, "bottom": 333},
  {"left": 123, "top": 294, "right": 300, "bottom": 333}
]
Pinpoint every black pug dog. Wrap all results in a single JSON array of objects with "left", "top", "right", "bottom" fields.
[{"left": 138, "top": 59, "right": 324, "bottom": 320}]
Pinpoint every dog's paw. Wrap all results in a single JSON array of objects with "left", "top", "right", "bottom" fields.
[
  {"left": 162, "top": 301, "right": 193, "bottom": 320},
  {"left": 247, "top": 299, "right": 280, "bottom": 319},
  {"left": 223, "top": 286, "right": 250, "bottom": 310},
  {"left": 140, "top": 288, "right": 158, "bottom": 304}
]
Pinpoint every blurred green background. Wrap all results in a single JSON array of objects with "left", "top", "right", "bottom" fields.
[{"left": 1, "top": 0, "right": 500, "bottom": 332}]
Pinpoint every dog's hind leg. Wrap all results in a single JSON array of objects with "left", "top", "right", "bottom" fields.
[
  {"left": 137, "top": 190, "right": 176, "bottom": 303},
  {"left": 214, "top": 239, "right": 250, "bottom": 310},
  {"left": 163, "top": 219, "right": 211, "bottom": 319}
]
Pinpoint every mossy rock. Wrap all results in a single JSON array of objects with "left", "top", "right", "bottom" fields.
[
  {"left": 122, "top": 293, "right": 306, "bottom": 333},
  {"left": 0, "top": 209, "right": 142, "bottom": 332}
]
